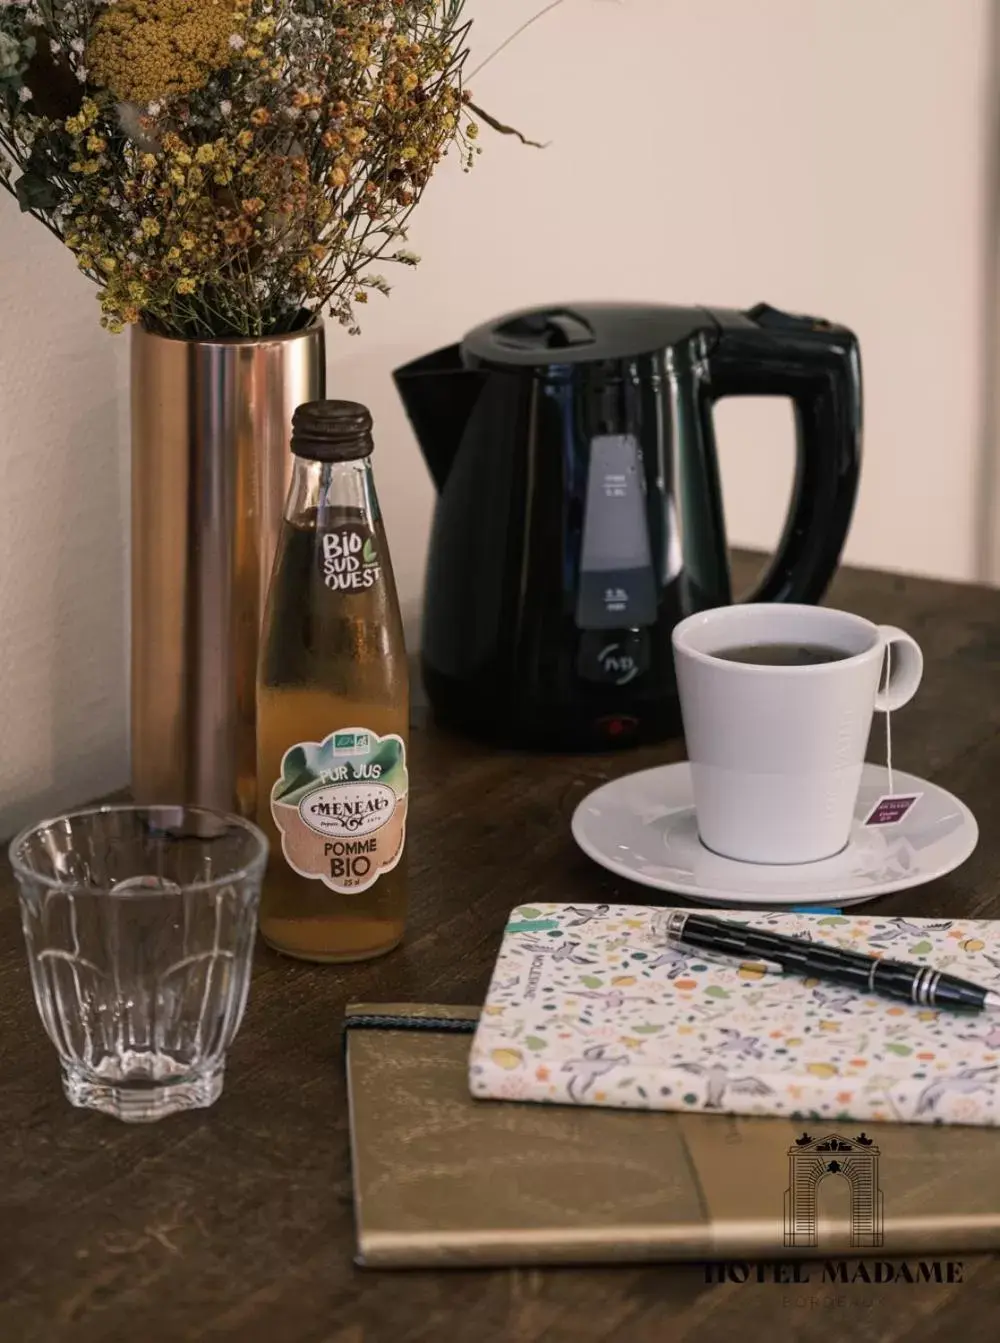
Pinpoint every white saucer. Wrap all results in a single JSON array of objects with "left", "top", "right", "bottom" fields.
[{"left": 571, "top": 763, "right": 978, "bottom": 907}]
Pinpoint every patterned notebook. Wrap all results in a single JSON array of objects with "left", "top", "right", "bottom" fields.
[{"left": 468, "top": 904, "right": 1000, "bottom": 1127}]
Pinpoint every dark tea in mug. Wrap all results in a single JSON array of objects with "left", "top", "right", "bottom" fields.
[{"left": 712, "top": 642, "right": 851, "bottom": 667}]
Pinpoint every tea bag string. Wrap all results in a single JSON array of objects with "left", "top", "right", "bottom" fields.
[{"left": 883, "top": 641, "right": 894, "bottom": 794}]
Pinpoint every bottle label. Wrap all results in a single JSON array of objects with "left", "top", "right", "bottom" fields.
[
  {"left": 270, "top": 727, "right": 407, "bottom": 893},
  {"left": 320, "top": 524, "right": 381, "bottom": 593}
]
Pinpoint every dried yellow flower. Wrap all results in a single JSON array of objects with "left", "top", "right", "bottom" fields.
[
  {"left": 65, "top": 101, "right": 99, "bottom": 136},
  {"left": 176, "top": 277, "right": 197, "bottom": 294},
  {"left": 87, "top": 0, "right": 245, "bottom": 104}
]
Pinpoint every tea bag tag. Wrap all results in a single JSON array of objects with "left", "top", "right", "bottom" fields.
[{"left": 864, "top": 641, "right": 923, "bottom": 827}]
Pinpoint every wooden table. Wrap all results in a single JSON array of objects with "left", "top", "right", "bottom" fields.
[{"left": 3, "top": 557, "right": 1000, "bottom": 1342}]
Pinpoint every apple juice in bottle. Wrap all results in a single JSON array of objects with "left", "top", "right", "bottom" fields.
[{"left": 256, "top": 400, "right": 409, "bottom": 962}]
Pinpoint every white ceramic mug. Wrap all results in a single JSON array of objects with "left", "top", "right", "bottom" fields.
[{"left": 671, "top": 604, "right": 924, "bottom": 865}]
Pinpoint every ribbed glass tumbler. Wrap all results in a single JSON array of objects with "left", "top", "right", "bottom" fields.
[{"left": 9, "top": 805, "right": 268, "bottom": 1122}]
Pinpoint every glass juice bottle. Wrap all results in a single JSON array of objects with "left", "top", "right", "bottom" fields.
[{"left": 256, "top": 400, "right": 409, "bottom": 962}]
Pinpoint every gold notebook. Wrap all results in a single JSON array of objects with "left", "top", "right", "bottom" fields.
[{"left": 345, "top": 1004, "right": 1000, "bottom": 1269}]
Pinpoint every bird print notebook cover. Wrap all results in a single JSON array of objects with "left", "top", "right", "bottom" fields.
[{"left": 468, "top": 905, "right": 1000, "bottom": 1127}]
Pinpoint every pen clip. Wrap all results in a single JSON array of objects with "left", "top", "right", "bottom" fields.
[{"left": 699, "top": 950, "right": 784, "bottom": 977}]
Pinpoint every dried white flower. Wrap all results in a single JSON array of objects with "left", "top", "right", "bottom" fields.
[
  {"left": 70, "top": 38, "right": 85, "bottom": 55},
  {"left": 228, "top": 34, "right": 245, "bottom": 51},
  {"left": 147, "top": 101, "right": 162, "bottom": 117},
  {"left": 219, "top": 100, "right": 232, "bottom": 117},
  {"left": 18, "top": 85, "right": 32, "bottom": 103},
  {"left": 117, "top": 101, "right": 159, "bottom": 151},
  {"left": 0, "top": 31, "right": 22, "bottom": 76}
]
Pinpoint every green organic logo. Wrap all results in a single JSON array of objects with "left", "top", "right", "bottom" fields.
[{"left": 273, "top": 731, "right": 407, "bottom": 807}]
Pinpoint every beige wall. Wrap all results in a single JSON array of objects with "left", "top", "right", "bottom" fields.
[
  {"left": 0, "top": 0, "right": 991, "bottom": 833},
  {"left": 0, "top": 213, "right": 130, "bottom": 838}
]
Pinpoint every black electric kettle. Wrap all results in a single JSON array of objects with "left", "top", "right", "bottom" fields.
[{"left": 394, "top": 301, "right": 862, "bottom": 751}]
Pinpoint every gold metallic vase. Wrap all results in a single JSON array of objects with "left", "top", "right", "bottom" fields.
[{"left": 130, "top": 320, "right": 326, "bottom": 816}]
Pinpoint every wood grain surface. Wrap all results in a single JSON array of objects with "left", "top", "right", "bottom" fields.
[{"left": 2, "top": 555, "right": 1000, "bottom": 1342}]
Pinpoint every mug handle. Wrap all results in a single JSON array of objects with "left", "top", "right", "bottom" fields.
[{"left": 874, "top": 626, "right": 923, "bottom": 713}]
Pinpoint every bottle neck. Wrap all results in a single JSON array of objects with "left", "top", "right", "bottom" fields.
[{"left": 285, "top": 457, "right": 380, "bottom": 526}]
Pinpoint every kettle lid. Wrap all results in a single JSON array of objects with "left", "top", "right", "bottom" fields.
[{"left": 460, "top": 301, "right": 716, "bottom": 368}]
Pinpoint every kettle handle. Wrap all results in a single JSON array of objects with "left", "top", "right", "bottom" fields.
[{"left": 703, "top": 303, "right": 863, "bottom": 604}]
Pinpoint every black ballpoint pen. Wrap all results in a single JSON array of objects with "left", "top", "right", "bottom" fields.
[{"left": 661, "top": 911, "right": 1000, "bottom": 1013}]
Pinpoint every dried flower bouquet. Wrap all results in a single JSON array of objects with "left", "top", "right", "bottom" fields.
[{"left": 0, "top": 0, "right": 532, "bottom": 338}]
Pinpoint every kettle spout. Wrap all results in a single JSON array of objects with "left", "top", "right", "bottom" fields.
[{"left": 393, "top": 345, "right": 486, "bottom": 491}]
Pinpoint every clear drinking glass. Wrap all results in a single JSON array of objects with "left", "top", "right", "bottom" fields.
[{"left": 8, "top": 805, "right": 268, "bottom": 1122}]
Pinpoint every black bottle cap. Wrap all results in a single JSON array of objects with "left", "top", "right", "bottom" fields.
[{"left": 291, "top": 400, "right": 374, "bottom": 461}]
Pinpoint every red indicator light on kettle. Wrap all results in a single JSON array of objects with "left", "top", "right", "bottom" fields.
[{"left": 597, "top": 715, "right": 638, "bottom": 740}]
